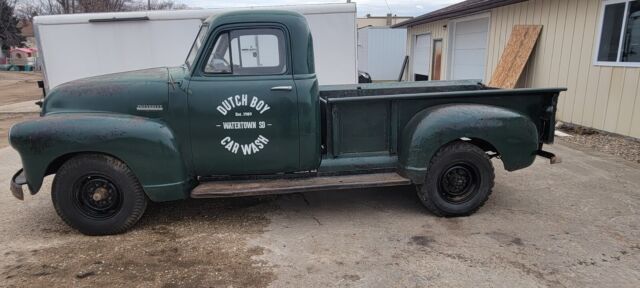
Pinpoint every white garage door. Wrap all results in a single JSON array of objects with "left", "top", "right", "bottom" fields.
[
  {"left": 412, "top": 33, "right": 431, "bottom": 80},
  {"left": 450, "top": 16, "right": 490, "bottom": 80}
]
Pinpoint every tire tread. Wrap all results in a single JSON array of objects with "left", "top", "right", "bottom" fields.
[
  {"left": 418, "top": 141, "right": 495, "bottom": 217},
  {"left": 52, "top": 154, "right": 147, "bottom": 235}
]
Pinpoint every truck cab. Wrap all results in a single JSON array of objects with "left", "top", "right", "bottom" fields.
[
  {"left": 9, "top": 10, "right": 564, "bottom": 235},
  {"left": 183, "top": 11, "right": 320, "bottom": 175}
]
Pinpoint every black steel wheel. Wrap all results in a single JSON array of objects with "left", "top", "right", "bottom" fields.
[
  {"left": 417, "top": 141, "right": 494, "bottom": 217},
  {"left": 438, "top": 163, "right": 480, "bottom": 204},
  {"left": 72, "top": 174, "right": 123, "bottom": 219},
  {"left": 52, "top": 154, "right": 147, "bottom": 235}
]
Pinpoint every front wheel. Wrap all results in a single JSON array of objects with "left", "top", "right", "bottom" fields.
[
  {"left": 52, "top": 154, "right": 147, "bottom": 235},
  {"left": 417, "top": 142, "right": 495, "bottom": 217}
]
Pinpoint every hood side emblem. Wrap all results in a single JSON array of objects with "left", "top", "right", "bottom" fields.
[{"left": 136, "top": 104, "right": 163, "bottom": 112}]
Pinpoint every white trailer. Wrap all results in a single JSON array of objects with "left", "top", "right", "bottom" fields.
[
  {"left": 34, "top": 3, "right": 357, "bottom": 91},
  {"left": 357, "top": 26, "right": 406, "bottom": 81}
]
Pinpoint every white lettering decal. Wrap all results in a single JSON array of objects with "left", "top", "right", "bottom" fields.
[
  {"left": 216, "top": 93, "right": 272, "bottom": 156},
  {"left": 260, "top": 104, "right": 270, "bottom": 114},
  {"left": 222, "top": 122, "right": 257, "bottom": 129},
  {"left": 221, "top": 135, "right": 270, "bottom": 155},
  {"left": 222, "top": 101, "right": 232, "bottom": 111},
  {"left": 255, "top": 100, "right": 264, "bottom": 111}
]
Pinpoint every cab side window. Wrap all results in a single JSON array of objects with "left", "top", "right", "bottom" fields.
[
  {"left": 204, "top": 28, "right": 287, "bottom": 75},
  {"left": 205, "top": 33, "right": 231, "bottom": 73}
]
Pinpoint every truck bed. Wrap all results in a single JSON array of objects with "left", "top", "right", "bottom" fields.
[{"left": 318, "top": 80, "right": 564, "bottom": 170}]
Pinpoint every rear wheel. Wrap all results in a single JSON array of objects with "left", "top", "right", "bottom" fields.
[
  {"left": 52, "top": 154, "right": 147, "bottom": 235},
  {"left": 417, "top": 142, "right": 494, "bottom": 217}
]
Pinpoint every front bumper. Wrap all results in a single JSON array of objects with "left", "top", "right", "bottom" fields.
[{"left": 10, "top": 169, "right": 27, "bottom": 200}]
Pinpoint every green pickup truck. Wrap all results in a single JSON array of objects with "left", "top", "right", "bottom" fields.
[{"left": 9, "top": 10, "right": 564, "bottom": 235}]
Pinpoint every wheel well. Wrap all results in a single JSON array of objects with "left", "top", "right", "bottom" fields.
[
  {"left": 458, "top": 137, "right": 500, "bottom": 157},
  {"left": 45, "top": 152, "right": 126, "bottom": 176}
]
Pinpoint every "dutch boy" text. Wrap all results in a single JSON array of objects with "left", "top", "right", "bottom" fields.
[{"left": 216, "top": 94, "right": 271, "bottom": 115}]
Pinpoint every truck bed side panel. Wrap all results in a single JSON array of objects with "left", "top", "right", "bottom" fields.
[{"left": 321, "top": 83, "right": 563, "bottom": 181}]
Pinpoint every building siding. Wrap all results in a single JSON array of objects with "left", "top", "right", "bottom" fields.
[{"left": 406, "top": 0, "right": 640, "bottom": 138}]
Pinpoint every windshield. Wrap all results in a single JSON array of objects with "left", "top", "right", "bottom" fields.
[{"left": 185, "top": 25, "right": 209, "bottom": 69}]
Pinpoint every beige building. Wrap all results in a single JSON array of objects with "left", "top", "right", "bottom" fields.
[
  {"left": 357, "top": 14, "right": 412, "bottom": 28},
  {"left": 395, "top": 0, "right": 640, "bottom": 139}
]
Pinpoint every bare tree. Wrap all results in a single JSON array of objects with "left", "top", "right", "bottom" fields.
[
  {"left": 14, "top": 0, "right": 187, "bottom": 19},
  {"left": 15, "top": 0, "right": 67, "bottom": 19},
  {"left": 76, "top": 0, "right": 131, "bottom": 13},
  {"left": 146, "top": 0, "right": 188, "bottom": 10},
  {"left": 1, "top": 0, "right": 26, "bottom": 49}
]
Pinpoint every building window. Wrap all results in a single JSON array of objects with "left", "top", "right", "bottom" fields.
[{"left": 596, "top": 0, "right": 640, "bottom": 66}]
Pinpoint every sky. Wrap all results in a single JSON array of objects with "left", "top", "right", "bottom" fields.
[{"left": 174, "top": 0, "right": 464, "bottom": 17}]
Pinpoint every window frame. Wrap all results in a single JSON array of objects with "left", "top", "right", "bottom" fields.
[
  {"left": 200, "top": 25, "right": 289, "bottom": 77},
  {"left": 203, "top": 32, "right": 234, "bottom": 75},
  {"left": 185, "top": 24, "right": 209, "bottom": 70},
  {"left": 594, "top": 0, "right": 640, "bottom": 67}
]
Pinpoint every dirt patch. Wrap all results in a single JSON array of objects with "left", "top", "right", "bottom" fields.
[
  {"left": 1, "top": 197, "right": 278, "bottom": 287},
  {"left": 408, "top": 235, "right": 435, "bottom": 247},
  {"left": 486, "top": 231, "right": 525, "bottom": 246},
  {"left": 556, "top": 123, "right": 640, "bottom": 164},
  {"left": 0, "top": 113, "right": 40, "bottom": 148},
  {"left": 0, "top": 71, "right": 43, "bottom": 106}
]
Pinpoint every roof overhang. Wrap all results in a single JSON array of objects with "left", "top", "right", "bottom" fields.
[{"left": 392, "top": 0, "right": 527, "bottom": 28}]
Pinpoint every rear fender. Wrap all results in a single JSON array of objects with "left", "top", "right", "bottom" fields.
[
  {"left": 9, "top": 114, "right": 191, "bottom": 201},
  {"left": 399, "top": 104, "right": 539, "bottom": 184}
]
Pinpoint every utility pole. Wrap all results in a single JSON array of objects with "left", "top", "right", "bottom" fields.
[{"left": 148, "top": 0, "right": 151, "bottom": 10}]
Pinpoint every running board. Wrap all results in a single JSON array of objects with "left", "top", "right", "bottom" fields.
[{"left": 191, "top": 172, "right": 411, "bottom": 198}]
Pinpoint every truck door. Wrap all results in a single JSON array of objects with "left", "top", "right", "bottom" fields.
[{"left": 188, "top": 26, "right": 299, "bottom": 176}]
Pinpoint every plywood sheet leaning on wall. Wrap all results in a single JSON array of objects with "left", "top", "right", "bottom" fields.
[{"left": 488, "top": 25, "right": 542, "bottom": 89}]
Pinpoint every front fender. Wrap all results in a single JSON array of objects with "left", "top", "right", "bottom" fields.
[
  {"left": 399, "top": 104, "right": 539, "bottom": 184},
  {"left": 9, "top": 113, "right": 190, "bottom": 201}
]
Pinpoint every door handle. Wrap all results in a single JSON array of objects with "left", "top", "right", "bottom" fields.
[{"left": 271, "top": 86, "right": 293, "bottom": 91}]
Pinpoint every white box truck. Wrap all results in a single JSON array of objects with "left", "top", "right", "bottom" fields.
[
  {"left": 357, "top": 26, "right": 407, "bottom": 81},
  {"left": 33, "top": 3, "right": 357, "bottom": 91}
]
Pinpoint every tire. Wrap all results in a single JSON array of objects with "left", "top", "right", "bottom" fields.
[
  {"left": 52, "top": 154, "right": 147, "bottom": 235},
  {"left": 416, "top": 141, "right": 494, "bottom": 217}
]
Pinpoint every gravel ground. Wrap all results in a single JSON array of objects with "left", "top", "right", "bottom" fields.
[
  {"left": 1, "top": 72, "right": 639, "bottom": 287},
  {"left": 1, "top": 144, "right": 639, "bottom": 288},
  {"left": 0, "top": 71, "right": 43, "bottom": 106},
  {"left": 0, "top": 113, "right": 39, "bottom": 148},
  {"left": 1, "top": 195, "right": 278, "bottom": 287},
  {"left": 1, "top": 144, "right": 278, "bottom": 287},
  {"left": 556, "top": 123, "right": 640, "bottom": 164}
]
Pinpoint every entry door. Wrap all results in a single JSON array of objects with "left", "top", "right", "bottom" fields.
[
  {"left": 188, "top": 27, "right": 299, "bottom": 176},
  {"left": 432, "top": 39, "right": 443, "bottom": 80},
  {"left": 412, "top": 34, "right": 432, "bottom": 81},
  {"left": 449, "top": 16, "right": 490, "bottom": 80}
]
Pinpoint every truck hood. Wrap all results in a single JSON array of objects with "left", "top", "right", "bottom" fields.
[{"left": 42, "top": 67, "right": 170, "bottom": 117}]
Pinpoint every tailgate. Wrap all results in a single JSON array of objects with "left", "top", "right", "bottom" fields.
[{"left": 538, "top": 90, "right": 563, "bottom": 144}]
